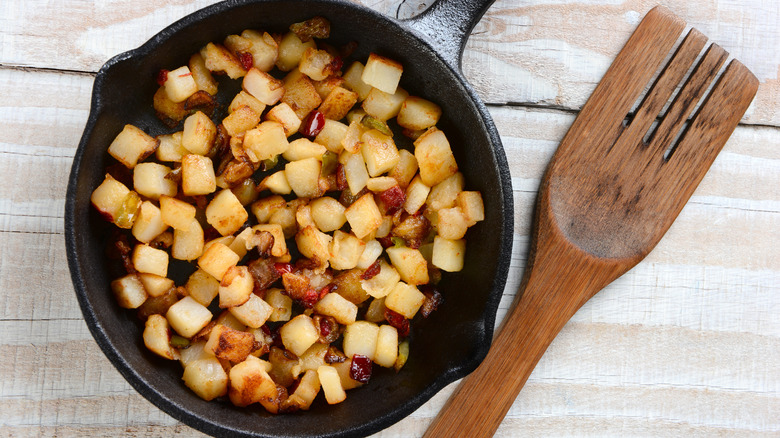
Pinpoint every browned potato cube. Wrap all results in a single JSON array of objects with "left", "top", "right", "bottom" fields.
[
  {"left": 295, "top": 225, "right": 332, "bottom": 267},
  {"left": 319, "top": 86, "right": 358, "bottom": 120},
  {"left": 285, "top": 369, "right": 321, "bottom": 410},
  {"left": 108, "top": 124, "right": 158, "bottom": 168},
  {"left": 182, "top": 111, "right": 216, "bottom": 156},
  {"left": 181, "top": 154, "right": 216, "bottom": 196},
  {"left": 91, "top": 174, "right": 131, "bottom": 224},
  {"left": 310, "top": 196, "right": 346, "bottom": 232},
  {"left": 200, "top": 42, "right": 246, "bottom": 79},
  {"left": 314, "top": 75, "right": 346, "bottom": 100},
  {"left": 427, "top": 172, "right": 465, "bottom": 211},
  {"left": 282, "top": 69, "right": 323, "bottom": 119},
  {"left": 243, "top": 121, "right": 289, "bottom": 163},
  {"left": 265, "top": 288, "right": 293, "bottom": 322},
  {"left": 397, "top": 96, "right": 442, "bottom": 131},
  {"left": 285, "top": 158, "right": 322, "bottom": 198},
  {"left": 388, "top": 149, "right": 418, "bottom": 189},
  {"left": 229, "top": 356, "right": 279, "bottom": 409},
  {"left": 362, "top": 53, "right": 403, "bottom": 94},
  {"left": 259, "top": 171, "right": 292, "bottom": 195},
  {"left": 344, "top": 193, "right": 382, "bottom": 239},
  {"left": 386, "top": 246, "right": 429, "bottom": 285},
  {"left": 143, "top": 314, "right": 179, "bottom": 360},
  {"left": 280, "top": 314, "right": 319, "bottom": 356},
  {"left": 251, "top": 195, "right": 286, "bottom": 223},
  {"left": 219, "top": 265, "right": 254, "bottom": 308},
  {"left": 230, "top": 294, "right": 274, "bottom": 328},
  {"left": 153, "top": 86, "right": 187, "bottom": 124},
  {"left": 432, "top": 235, "right": 465, "bottom": 272},
  {"left": 314, "top": 291, "right": 358, "bottom": 325},
  {"left": 243, "top": 68, "right": 285, "bottom": 105},
  {"left": 205, "top": 324, "right": 257, "bottom": 362},
  {"left": 164, "top": 66, "right": 198, "bottom": 103},
  {"left": 229, "top": 90, "right": 266, "bottom": 115},
  {"left": 456, "top": 191, "right": 485, "bottom": 226},
  {"left": 159, "top": 195, "right": 196, "bottom": 231},
  {"left": 132, "top": 243, "right": 168, "bottom": 277},
  {"left": 198, "top": 242, "right": 240, "bottom": 281},
  {"left": 111, "top": 274, "right": 148, "bottom": 309},
  {"left": 206, "top": 189, "right": 249, "bottom": 236},
  {"left": 314, "top": 119, "right": 348, "bottom": 153},
  {"left": 252, "top": 224, "right": 288, "bottom": 257},
  {"left": 385, "top": 282, "right": 425, "bottom": 319},
  {"left": 222, "top": 105, "right": 261, "bottom": 137},
  {"left": 403, "top": 175, "right": 431, "bottom": 215},
  {"left": 137, "top": 273, "right": 174, "bottom": 298},
  {"left": 155, "top": 131, "right": 187, "bottom": 162},
  {"left": 186, "top": 269, "right": 220, "bottom": 306},
  {"left": 265, "top": 102, "right": 302, "bottom": 137},
  {"left": 299, "top": 47, "right": 335, "bottom": 81},
  {"left": 241, "top": 30, "right": 279, "bottom": 72},
  {"left": 414, "top": 127, "right": 458, "bottom": 187},
  {"left": 437, "top": 206, "right": 469, "bottom": 240},
  {"left": 189, "top": 52, "right": 218, "bottom": 95}
]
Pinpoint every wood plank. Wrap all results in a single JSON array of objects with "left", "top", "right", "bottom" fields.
[{"left": 1, "top": 0, "right": 777, "bottom": 126}]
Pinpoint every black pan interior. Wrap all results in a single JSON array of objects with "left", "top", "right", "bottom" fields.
[{"left": 65, "top": 0, "right": 513, "bottom": 436}]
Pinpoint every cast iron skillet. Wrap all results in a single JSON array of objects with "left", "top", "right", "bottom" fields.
[{"left": 65, "top": 0, "right": 513, "bottom": 436}]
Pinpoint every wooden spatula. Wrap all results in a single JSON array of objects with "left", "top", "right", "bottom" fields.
[{"left": 424, "top": 6, "right": 758, "bottom": 437}]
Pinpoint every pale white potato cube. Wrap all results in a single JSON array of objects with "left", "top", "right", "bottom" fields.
[
  {"left": 432, "top": 236, "right": 466, "bottom": 272},
  {"left": 276, "top": 32, "right": 316, "bottom": 72},
  {"left": 344, "top": 193, "right": 382, "bottom": 239},
  {"left": 397, "top": 96, "right": 442, "bottom": 131},
  {"left": 91, "top": 174, "right": 131, "bottom": 223},
  {"left": 159, "top": 195, "right": 196, "bottom": 231},
  {"left": 219, "top": 265, "right": 254, "bottom": 308},
  {"left": 186, "top": 269, "right": 220, "bottom": 306},
  {"left": 222, "top": 105, "right": 261, "bottom": 137},
  {"left": 362, "top": 87, "right": 408, "bottom": 122},
  {"left": 133, "top": 162, "right": 176, "bottom": 200},
  {"left": 389, "top": 149, "right": 418, "bottom": 189},
  {"left": 366, "top": 176, "right": 398, "bottom": 193},
  {"left": 314, "top": 119, "right": 348, "bottom": 153},
  {"left": 265, "top": 288, "right": 292, "bottom": 322},
  {"left": 317, "top": 366, "right": 347, "bottom": 404},
  {"left": 414, "top": 127, "right": 458, "bottom": 187},
  {"left": 343, "top": 321, "right": 379, "bottom": 360},
  {"left": 319, "top": 86, "right": 358, "bottom": 121},
  {"left": 183, "top": 358, "right": 228, "bottom": 401},
  {"left": 403, "top": 175, "right": 431, "bottom": 215},
  {"left": 228, "top": 227, "right": 253, "bottom": 259},
  {"left": 216, "top": 310, "right": 247, "bottom": 332},
  {"left": 329, "top": 230, "right": 366, "bottom": 271},
  {"left": 111, "top": 274, "right": 147, "bottom": 309},
  {"left": 164, "top": 66, "right": 198, "bottom": 103},
  {"left": 285, "top": 157, "right": 322, "bottom": 198},
  {"left": 241, "top": 30, "right": 279, "bottom": 72},
  {"left": 132, "top": 244, "right": 168, "bottom": 277},
  {"left": 386, "top": 246, "right": 429, "bottom": 285},
  {"left": 143, "top": 314, "right": 179, "bottom": 360},
  {"left": 427, "top": 172, "right": 465, "bottom": 211},
  {"left": 229, "top": 294, "right": 273, "bottom": 328},
  {"left": 265, "top": 102, "right": 301, "bottom": 137},
  {"left": 243, "top": 121, "right": 289, "bottom": 163},
  {"left": 341, "top": 120, "right": 367, "bottom": 154},
  {"left": 167, "top": 296, "right": 213, "bottom": 338},
  {"left": 260, "top": 170, "right": 292, "bottom": 195},
  {"left": 206, "top": 189, "right": 248, "bottom": 236},
  {"left": 243, "top": 68, "right": 285, "bottom": 105},
  {"left": 437, "top": 206, "right": 469, "bottom": 240},
  {"left": 299, "top": 47, "right": 334, "bottom": 81},
  {"left": 182, "top": 111, "right": 216, "bottom": 155},
  {"left": 178, "top": 341, "right": 211, "bottom": 368},
  {"left": 280, "top": 314, "right": 319, "bottom": 356},
  {"left": 310, "top": 197, "right": 346, "bottom": 232},
  {"left": 361, "top": 53, "right": 403, "bottom": 94},
  {"left": 342, "top": 61, "right": 372, "bottom": 101},
  {"left": 172, "top": 218, "right": 204, "bottom": 261},
  {"left": 251, "top": 195, "right": 286, "bottom": 223},
  {"left": 155, "top": 131, "right": 188, "bottom": 162},
  {"left": 385, "top": 282, "right": 425, "bottom": 319},
  {"left": 200, "top": 42, "right": 246, "bottom": 79},
  {"left": 252, "top": 223, "right": 288, "bottom": 257},
  {"left": 181, "top": 154, "right": 216, "bottom": 196},
  {"left": 375, "top": 215, "right": 394, "bottom": 239},
  {"left": 138, "top": 273, "right": 174, "bottom": 298},
  {"left": 374, "top": 325, "right": 399, "bottom": 368},
  {"left": 108, "top": 124, "right": 158, "bottom": 168},
  {"left": 229, "top": 90, "right": 266, "bottom": 115},
  {"left": 456, "top": 191, "right": 485, "bottom": 226},
  {"left": 198, "top": 242, "right": 240, "bottom": 281},
  {"left": 132, "top": 201, "right": 168, "bottom": 244},
  {"left": 342, "top": 150, "right": 369, "bottom": 194},
  {"left": 356, "top": 239, "right": 383, "bottom": 269},
  {"left": 287, "top": 369, "right": 321, "bottom": 410},
  {"left": 295, "top": 225, "right": 332, "bottom": 266},
  {"left": 283, "top": 138, "right": 326, "bottom": 162},
  {"left": 269, "top": 206, "right": 297, "bottom": 239},
  {"left": 188, "top": 52, "right": 218, "bottom": 95},
  {"left": 202, "top": 236, "right": 235, "bottom": 255},
  {"left": 361, "top": 130, "right": 400, "bottom": 177},
  {"left": 314, "top": 292, "right": 358, "bottom": 325},
  {"left": 360, "top": 259, "right": 401, "bottom": 299}
]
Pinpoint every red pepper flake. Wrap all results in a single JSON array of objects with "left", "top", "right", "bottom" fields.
[
  {"left": 319, "top": 318, "right": 331, "bottom": 338},
  {"left": 178, "top": 72, "right": 192, "bottom": 77},
  {"left": 384, "top": 308, "right": 410, "bottom": 337},
  {"left": 156, "top": 69, "right": 169, "bottom": 86},
  {"left": 301, "top": 288, "right": 319, "bottom": 308},
  {"left": 300, "top": 110, "right": 325, "bottom": 138},
  {"left": 378, "top": 185, "right": 406, "bottom": 214},
  {"left": 274, "top": 262, "right": 294, "bottom": 276},
  {"left": 349, "top": 354, "right": 373, "bottom": 384},
  {"left": 318, "top": 283, "right": 336, "bottom": 300},
  {"left": 361, "top": 260, "right": 381, "bottom": 280},
  {"left": 238, "top": 52, "right": 254, "bottom": 71}
]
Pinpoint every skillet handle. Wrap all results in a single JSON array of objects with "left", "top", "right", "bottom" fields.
[{"left": 403, "top": 0, "right": 496, "bottom": 70}]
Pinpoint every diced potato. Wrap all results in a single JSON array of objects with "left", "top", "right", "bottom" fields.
[
  {"left": 183, "top": 357, "right": 229, "bottom": 401},
  {"left": 229, "top": 90, "right": 266, "bottom": 115},
  {"left": 216, "top": 310, "right": 248, "bottom": 332},
  {"left": 374, "top": 215, "right": 394, "bottom": 239},
  {"left": 189, "top": 52, "right": 218, "bottom": 95},
  {"left": 360, "top": 259, "right": 401, "bottom": 298},
  {"left": 260, "top": 171, "right": 292, "bottom": 195},
  {"left": 386, "top": 246, "right": 429, "bottom": 285},
  {"left": 437, "top": 207, "right": 469, "bottom": 240},
  {"left": 295, "top": 225, "right": 332, "bottom": 267},
  {"left": 251, "top": 224, "right": 288, "bottom": 258},
  {"left": 178, "top": 341, "right": 211, "bottom": 368},
  {"left": 132, "top": 243, "right": 168, "bottom": 277},
  {"left": 414, "top": 127, "right": 458, "bottom": 187},
  {"left": 276, "top": 32, "right": 317, "bottom": 72},
  {"left": 269, "top": 205, "right": 297, "bottom": 239},
  {"left": 155, "top": 132, "right": 188, "bottom": 162},
  {"left": 243, "top": 121, "right": 289, "bottom": 163},
  {"left": 186, "top": 269, "right": 220, "bottom": 306},
  {"left": 281, "top": 69, "right": 323, "bottom": 119},
  {"left": 403, "top": 175, "right": 431, "bottom": 215},
  {"left": 342, "top": 61, "right": 372, "bottom": 101},
  {"left": 108, "top": 124, "right": 158, "bottom": 168},
  {"left": 329, "top": 230, "right": 366, "bottom": 271},
  {"left": 299, "top": 47, "right": 335, "bottom": 81},
  {"left": 164, "top": 66, "right": 198, "bottom": 103},
  {"left": 285, "top": 157, "right": 322, "bottom": 198},
  {"left": 203, "top": 235, "right": 235, "bottom": 255},
  {"left": 296, "top": 343, "right": 329, "bottom": 375},
  {"left": 343, "top": 321, "right": 379, "bottom": 360},
  {"left": 362, "top": 87, "right": 408, "bottom": 121},
  {"left": 133, "top": 162, "right": 177, "bottom": 200},
  {"left": 241, "top": 30, "right": 279, "bottom": 72},
  {"left": 181, "top": 154, "right": 216, "bottom": 196},
  {"left": 361, "top": 130, "right": 400, "bottom": 177},
  {"left": 205, "top": 189, "right": 248, "bottom": 236},
  {"left": 181, "top": 111, "right": 216, "bottom": 155},
  {"left": 167, "top": 296, "right": 213, "bottom": 338},
  {"left": 172, "top": 218, "right": 205, "bottom": 261},
  {"left": 230, "top": 294, "right": 273, "bottom": 328},
  {"left": 153, "top": 86, "right": 187, "bottom": 125},
  {"left": 344, "top": 193, "right": 382, "bottom": 239},
  {"left": 219, "top": 265, "right": 254, "bottom": 308},
  {"left": 229, "top": 356, "right": 280, "bottom": 408},
  {"left": 385, "top": 282, "right": 425, "bottom": 319},
  {"left": 159, "top": 195, "right": 196, "bottom": 231},
  {"left": 251, "top": 195, "right": 286, "bottom": 223},
  {"left": 111, "top": 274, "right": 148, "bottom": 309},
  {"left": 285, "top": 369, "right": 321, "bottom": 410},
  {"left": 397, "top": 95, "right": 442, "bottom": 131},
  {"left": 198, "top": 242, "right": 240, "bottom": 281},
  {"left": 341, "top": 120, "right": 367, "bottom": 154},
  {"left": 356, "top": 239, "right": 383, "bottom": 269},
  {"left": 283, "top": 138, "right": 326, "bottom": 162},
  {"left": 314, "top": 292, "right": 358, "bottom": 325},
  {"left": 374, "top": 325, "right": 399, "bottom": 368},
  {"left": 132, "top": 201, "right": 168, "bottom": 243},
  {"left": 432, "top": 236, "right": 466, "bottom": 272},
  {"left": 309, "top": 197, "right": 346, "bottom": 232},
  {"left": 265, "top": 288, "right": 293, "bottom": 322},
  {"left": 205, "top": 324, "right": 257, "bottom": 363},
  {"left": 91, "top": 174, "right": 133, "bottom": 224},
  {"left": 314, "top": 76, "right": 345, "bottom": 100},
  {"left": 243, "top": 68, "right": 285, "bottom": 105},
  {"left": 222, "top": 105, "right": 261, "bottom": 137},
  {"left": 456, "top": 191, "right": 484, "bottom": 226},
  {"left": 361, "top": 53, "right": 403, "bottom": 94},
  {"left": 319, "top": 86, "right": 358, "bottom": 120},
  {"left": 317, "top": 365, "right": 346, "bottom": 404},
  {"left": 280, "top": 314, "right": 319, "bottom": 356},
  {"left": 366, "top": 176, "right": 398, "bottom": 193},
  {"left": 389, "top": 149, "right": 418, "bottom": 189},
  {"left": 138, "top": 273, "right": 175, "bottom": 298},
  {"left": 200, "top": 42, "right": 246, "bottom": 79},
  {"left": 265, "top": 102, "right": 301, "bottom": 137},
  {"left": 342, "top": 151, "right": 369, "bottom": 194},
  {"left": 143, "top": 314, "right": 179, "bottom": 360},
  {"left": 314, "top": 119, "right": 348, "bottom": 153},
  {"left": 427, "top": 172, "right": 464, "bottom": 211},
  {"left": 331, "top": 358, "right": 364, "bottom": 390}
]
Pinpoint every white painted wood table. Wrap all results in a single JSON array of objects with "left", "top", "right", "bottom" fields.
[{"left": 1, "top": 0, "right": 778, "bottom": 436}]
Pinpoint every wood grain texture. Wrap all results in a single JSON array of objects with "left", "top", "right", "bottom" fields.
[{"left": 1, "top": 0, "right": 778, "bottom": 437}]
